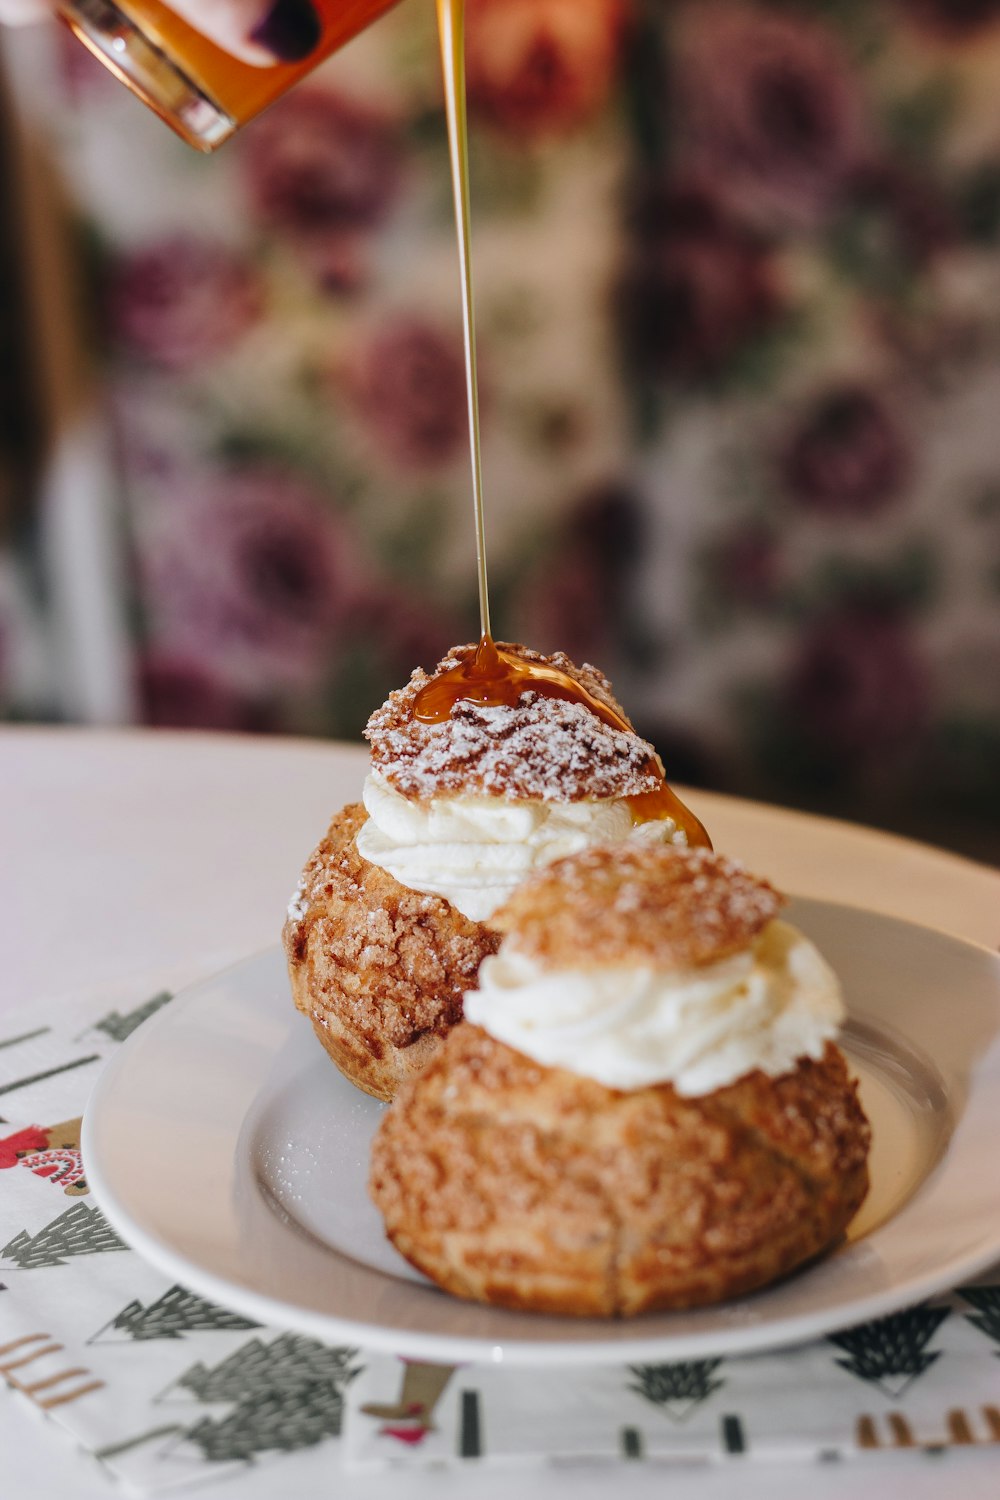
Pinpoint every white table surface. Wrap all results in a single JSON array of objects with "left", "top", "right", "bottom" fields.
[{"left": 2, "top": 725, "right": 999, "bottom": 1500}]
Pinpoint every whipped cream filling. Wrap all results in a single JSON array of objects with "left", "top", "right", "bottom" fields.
[
  {"left": 354, "top": 769, "right": 685, "bottom": 923},
  {"left": 463, "top": 920, "right": 845, "bottom": 1094}
]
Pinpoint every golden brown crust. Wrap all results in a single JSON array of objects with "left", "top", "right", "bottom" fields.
[
  {"left": 369, "top": 1026, "right": 870, "bottom": 1315},
  {"left": 282, "top": 804, "right": 500, "bottom": 1102},
  {"left": 364, "top": 642, "right": 664, "bottom": 803},
  {"left": 491, "top": 844, "right": 784, "bottom": 972}
]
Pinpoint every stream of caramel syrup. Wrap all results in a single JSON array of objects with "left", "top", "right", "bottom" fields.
[
  {"left": 436, "top": 0, "right": 490, "bottom": 640},
  {"left": 428, "top": 1, "right": 709, "bottom": 851}
]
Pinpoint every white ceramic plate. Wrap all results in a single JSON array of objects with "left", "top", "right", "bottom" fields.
[{"left": 83, "top": 898, "right": 1000, "bottom": 1365}]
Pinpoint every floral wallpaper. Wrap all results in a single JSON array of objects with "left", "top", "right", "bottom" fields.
[{"left": 1, "top": 0, "right": 999, "bottom": 855}]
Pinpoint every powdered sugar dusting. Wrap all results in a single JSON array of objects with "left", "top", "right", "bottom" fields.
[
  {"left": 286, "top": 877, "right": 309, "bottom": 923},
  {"left": 365, "top": 642, "right": 663, "bottom": 803},
  {"left": 492, "top": 844, "right": 785, "bottom": 972}
]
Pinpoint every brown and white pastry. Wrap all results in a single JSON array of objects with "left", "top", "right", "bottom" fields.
[
  {"left": 283, "top": 642, "right": 706, "bottom": 1102},
  {"left": 369, "top": 843, "right": 871, "bottom": 1316}
]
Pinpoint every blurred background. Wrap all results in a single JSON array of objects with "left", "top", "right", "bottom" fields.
[{"left": 1, "top": 0, "right": 998, "bottom": 862}]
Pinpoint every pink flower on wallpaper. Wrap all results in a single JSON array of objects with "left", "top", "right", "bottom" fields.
[
  {"left": 244, "top": 87, "right": 401, "bottom": 290},
  {"left": 780, "top": 386, "right": 912, "bottom": 519},
  {"left": 619, "top": 183, "right": 782, "bottom": 378},
  {"left": 898, "top": 0, "right": 1000, "bottom": 38},
  {"left": 849, "top": 162, "right": 955, "bottom": 268},
  {"left": 519, "top": 546, "right": 613, "bottom": 665},
  {"left": 784, "top": 608, "right": 930, "bottom": 764},
  {"left": 109, "top": 237, "right": 263, "bottom": 371},
  {"left": 354, "top": 588, "right": 468, "bottom": 680},
  {"left": 515, "top": 484, "right": 642, "bottom": 663},
  {"left": 137, "top": 654, "right": 276, "bottom": 732},
  {"left": 708, "top": 522, "right": 784, "bottom": 607},
  {"left": 466, "top": 0, "right": 626, "bottom": 139},
  {"left": 676, "top": 3, "right": 866, "bottom": 229},
  {"left": 344, "top": 318, "right": 471, "bottom": 470},
  {"left": 140, "top": 468, "right": 363, "bottom": 693}
]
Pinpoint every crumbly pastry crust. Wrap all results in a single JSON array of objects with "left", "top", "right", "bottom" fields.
[
  {"left": 365, "top": 641, "right": 664, "bottom": 803},
  {"left": 283, "top": 803, "right": 500, "bottom": 1102},
  {"left": 369, "top": 1025, "right": 871, "bottom": 1316},
  {"left": 492, "top": 844, "right": 784, "bottom": 971}
]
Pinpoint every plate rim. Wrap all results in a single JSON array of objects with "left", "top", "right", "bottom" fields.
[{"left": 82, "top": 900, "right": 1000, "bottom": 1365}]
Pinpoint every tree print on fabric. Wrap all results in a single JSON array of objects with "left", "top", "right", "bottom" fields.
[
  {"left": 88, "top": 991, "right": 173, "bottom": 1044},
  {"left": 185, "top": 1382, "right": 349, "bottom": 1462},
  {"left": 159, "top": 1334, "right": 363, "bottom": 1463},
  {"left": 90, "top": 1284, "right": 260, "bottom": 1343},
  {"left": 170, "top": 1333, "right": 360, "bottom": 1402},
  {"left": 829, "top": 1305, "right": 951, "bottom": 1397},
  {"left": 627, "top": 1359, "right": 725, "bottom": 1420},
  {"left": 958, "top": 1286, "right": 1000, "bottom": 1349},
  {"left": 2, "top": 1202, "right": 127, "bottom": 1268}
]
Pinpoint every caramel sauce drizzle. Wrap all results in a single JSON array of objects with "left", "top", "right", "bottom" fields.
[
  {"left": 626, "top": 783, "right": 711, "bottom": 846},
  {"left": 413, "top": 635, "right": 631, "bottom": 731},
  {"left": 413, "top": 637, "right": 712, "bottom": 848}
]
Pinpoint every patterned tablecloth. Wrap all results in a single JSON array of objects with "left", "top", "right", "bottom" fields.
[{"left": 2, "top": 965, "right": 998, "bottom": 1496}]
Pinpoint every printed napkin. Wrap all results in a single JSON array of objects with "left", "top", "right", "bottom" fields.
[
  {"left": 1, "top": 972, "right": 998, "bottom": 1496},
  {"left": 0, "top": 963, "right": 365, "bottom": 1496},
  {"left": 343, "top": 1314, "right": 1000, "bottom": 1469}
]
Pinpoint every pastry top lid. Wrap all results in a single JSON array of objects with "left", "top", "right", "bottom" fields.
[
  {"left": 365, "top": 642, "right": 664, "bottom": 803},
  {"left": 490, "top": 844, "right": 784, "bottom": 970}
]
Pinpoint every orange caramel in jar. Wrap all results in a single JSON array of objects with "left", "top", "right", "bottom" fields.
[
  {"left": 59, "top": 0, "right": 403, "bottom": 148},
  {"left": 413, "top": 636, "right": 711, "bottom": 847}
]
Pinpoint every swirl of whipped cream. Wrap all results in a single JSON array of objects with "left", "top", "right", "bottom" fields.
[
  {"left": 354, "top": 770, "right": 685, "bottom": 923},
  {"left": 463, "top": 920, "right": 845, "bottom": 1094}
]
